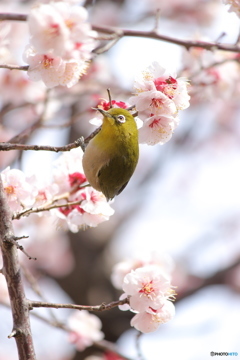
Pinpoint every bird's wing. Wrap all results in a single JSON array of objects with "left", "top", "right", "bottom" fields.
[{"left": 97, "top": 155, "right": 130, "bottom": 200}]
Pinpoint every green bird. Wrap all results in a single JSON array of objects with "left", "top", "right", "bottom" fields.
[{"left": 82, "top": 107, "right": 139, "bottom": 200}]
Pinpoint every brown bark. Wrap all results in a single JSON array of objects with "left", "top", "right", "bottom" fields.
[{"left": 0, "top": 178, "right": 36, "bottom": 360}]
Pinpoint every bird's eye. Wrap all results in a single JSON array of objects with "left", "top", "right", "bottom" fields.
[{"left": 117, "top": 115, "right": 126, "bottom": 123}]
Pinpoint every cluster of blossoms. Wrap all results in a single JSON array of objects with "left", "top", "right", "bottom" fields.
[
  {"left": 53, "top": 147, "right": 114, "bottom": 231},
  {"left": 23, "top": 1, "right": 98, "bottom": 88},
  {"left": 1, "top": 148, "right": 114, "bottom": 231},
  {"left": 112, "top": 253, "right": 176, "bottom": 333},
  {"left": 128, "top": 61, "right": 190, "bottom": 146}
]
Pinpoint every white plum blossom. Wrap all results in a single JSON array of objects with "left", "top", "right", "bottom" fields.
[
  {"left": 130, "top": 300, "right": 175, "bottom": 333},
  {"left": 1, "top": 167, "right": 38, "bottom": 211},
  {"left": 67, "top": 310, "right": 104, "bottom": 351},
  {"left": 122, "top": 265, "right": 172, "bottom": 312}
]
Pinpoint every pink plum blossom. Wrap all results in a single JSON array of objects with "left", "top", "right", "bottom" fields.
[
  {"left": 130, "top": 300, "right": 175, "bottom": 333},
  {"left": 28, "top": 2, "right": 97, "bottom": 59},
  {"left": 130, "top": 61, "right": 190, "bottom": 114},
  {"left": 138, "top": 114, "right": 178, "bottom": 145},
  {"left": 122, "top": 265, "right": 171, "bottom": 312},
  {"left": 52, "top": 148, "right": 114, "bottom": 231},
  {"left": 57, "top": 187, "right": 114, "bottom": 232},
  {"left": 30, "top": 180, "right": 58, "bottom": 208},
  {"left": 67, "top": 310, "right": 104, "bottom": 351},
  {"left": 130, "top": 89, "right": 177, "bottom": 118},
  {"left": 129, "top": 61, "right": 190, "bottom": 146},
  {"left": 24, "top": 1, "right": 97, "bottom": 88}
]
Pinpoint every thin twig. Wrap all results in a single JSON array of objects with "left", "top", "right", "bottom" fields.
[
  {"left": 107, "top": 88, "right": 112, "bottom": 108},
  {"left": 0, "top": 64, "right": 29, "bottom": 71},
  {"left": 8, "top": 329, "right": 19, "bottom": 338},
  {"left": 0, "top": 13, "right": 27, "bottom": 21},
  {"left": 93, "top": 36, "right": 121, "bottom": 54},
  {"left": 4, "top": 236, "right": 37, "bottom": 260},
  {"left": 29, "top": 298, "right": 129, "bottom": 312},
  {"left": 0, "top": 137, "right": 84, "bottom": 152},
  {"left": 12, "top": 198, "right": 86, "bottom": 220},
  {"left": 84, "top": 127, "right": 102, "bottom": 145}
]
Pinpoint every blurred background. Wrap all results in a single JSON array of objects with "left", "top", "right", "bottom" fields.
[{"left": 1, "top": 0, "right": 240, "bottom": 359}]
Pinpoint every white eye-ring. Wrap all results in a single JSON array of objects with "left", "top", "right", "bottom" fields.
[{"left": 117, "top": 114, "right": 126, "bottom": 123}]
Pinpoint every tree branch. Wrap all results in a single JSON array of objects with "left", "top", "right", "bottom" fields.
[
  {"left": 0, "top": 177, "right": 36, "bottom": 359},
  {"left": 93, "top": 25, "right": 240, "bottom": 53},
  {"left": 0, "top": 64, "right": 29, "bottom": 71},
  {"left": 0, "top": 13, "right": 27, "bottom": 21},
  {"left": 29, "top": 298, "right": 129, "bottom": 312},
  {"left": 0, "top": 137, "right": 85, "bottom": 153},
  {"left": 0, "top": 12, "right": 240, "bottom": 53},
  {"left": 12, "top": 197, "right": 89, "bottom": 220},
  {"left": 1, "top": 300, "right": 133, "bottom": 360}
]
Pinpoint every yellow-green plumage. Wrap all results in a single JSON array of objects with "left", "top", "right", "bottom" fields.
[{"left": 82, "top": 108, "right": 139, "bottom": 200}]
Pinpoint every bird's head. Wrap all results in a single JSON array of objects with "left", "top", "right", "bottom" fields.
[{"left": 93, "top": 107, "right": 137, "bottom": 128}]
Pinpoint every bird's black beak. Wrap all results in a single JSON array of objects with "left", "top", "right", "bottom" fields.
[{"left": 92, "top": 107, "right": 114, "bottom": 119}]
